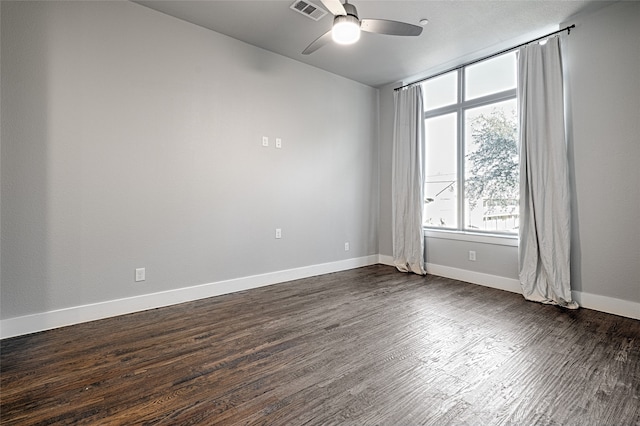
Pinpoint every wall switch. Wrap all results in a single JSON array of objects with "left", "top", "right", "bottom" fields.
[
  {"left": 275, "top": 138, "right": 282, "bottom": 148},
  {"left": 135, "top": 268, "right": 146, "bottom": 282},
  {"left": 344, "top": 242, "right": 350, "bottom": 251},
  {"left": 469, "top": 251, "right": 476, "bottom": 261},
  {"left": 275, "top": 228, "right": 282, "bottom": 239},
  {"left": 262, "top": 136, "right": 269, "bottom": 147}
]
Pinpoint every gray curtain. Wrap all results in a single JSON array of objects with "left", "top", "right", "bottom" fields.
[
  {"left": 517, "top": 36, "right": 578, "bottom": 308},
  {"left": 392, "top": 86, "right": 426, "bottom": 275}
]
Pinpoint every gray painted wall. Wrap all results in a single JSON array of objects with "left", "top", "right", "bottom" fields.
[
  {"left": 563, "top": 1, "right": 640, "bottom": 302},
  {"left": 377, "top": 84, "right": 395, "bottom": 260},
  {"left": 378, "top": 1, "right": 640, "bottom": 304},
  {"left": 1, "top": 1, "right": 379, "bottom": 319}
]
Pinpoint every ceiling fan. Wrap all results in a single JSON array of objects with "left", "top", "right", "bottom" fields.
[{"left": 302, "top": 0, "right": 423, "bottom": 55}]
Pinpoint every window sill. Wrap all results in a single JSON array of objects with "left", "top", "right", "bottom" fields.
[{"left": 424, "top": 228, "right": 518, "bottom": 247}]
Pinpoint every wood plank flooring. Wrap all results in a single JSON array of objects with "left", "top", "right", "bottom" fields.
[{"left": 2, "top": 265, "right": 639, "bottom": 425}]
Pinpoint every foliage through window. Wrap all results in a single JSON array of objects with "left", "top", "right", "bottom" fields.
[{"left": 422, "top": 52, "right": 518, "bottom": 234}]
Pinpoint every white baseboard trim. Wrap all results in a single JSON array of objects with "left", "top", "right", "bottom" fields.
[
  {"left": 572, "top": 291, "right": 640, "bottom": 320},
  {"left": 0, "top": 255, "right": 379, "bottom": 339},
  {"left": 378, "top": 256, "right": 523, "bottom": 294},
  {"left": 423, "top": 262, "right": 640, "bottom": 320},
  {"left": 425, "top": 263, "right": 522, "bottom": 294}
]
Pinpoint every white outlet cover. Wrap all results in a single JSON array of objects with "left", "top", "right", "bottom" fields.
[
  {"left": 135, "top": 268, "right": 146, "bottom": 282},
  {"left": 262, "top": 136, "right": 269, "bottom": 147},
  {"left": 275, "top": 138, "right": 282, "bottom": 148}
]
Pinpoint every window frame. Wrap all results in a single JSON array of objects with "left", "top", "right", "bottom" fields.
[{"left": 422, "top": 53, "right": 518, "bottom": 238}]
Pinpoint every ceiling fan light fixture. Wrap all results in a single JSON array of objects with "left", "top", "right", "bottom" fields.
[{"left": 332, "top": 15, "right": 360, "bottom": 45}]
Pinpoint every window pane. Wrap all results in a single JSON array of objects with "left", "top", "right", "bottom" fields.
[
  {"left": 422, "top": 71, "right": 458, "bottom": 111},
  {"left": 465, "top": 52, "right": 516, "bottom": 101},
  {"left": 425, "top": 113, "right": 458, "bottom": 229},
  {"left": 464, "top": 99, "right": 518, "bottom": 233}
]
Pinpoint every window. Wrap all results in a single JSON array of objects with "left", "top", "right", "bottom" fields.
[{"left": 423, "top": 52, "right": 518, "bottom": 234}]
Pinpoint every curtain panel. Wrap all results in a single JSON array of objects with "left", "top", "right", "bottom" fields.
[
  {"left": 517, "top": 36, "right": 578, "bottom": 308},
  {"left": 392, "top": 86, "right": 426, "bottom": 275}
]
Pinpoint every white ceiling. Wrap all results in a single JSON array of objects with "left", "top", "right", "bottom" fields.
[{"left": 134, "top": 0, "right": 613, "bottom": 87}]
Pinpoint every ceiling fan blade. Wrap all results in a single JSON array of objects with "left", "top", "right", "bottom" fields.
[
  {"left": 321, "top": 0, "right": 346, "bottom": 16},
  {"left": 302, "top": 29, "right": 333, "bottom": 55},
  {"left": 360, "top": 19, "right": 423, "bottom": 36}
]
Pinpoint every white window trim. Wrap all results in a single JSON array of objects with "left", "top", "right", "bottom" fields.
[{"left": 423, "top": 228, "right": 518, "bottom": 247}]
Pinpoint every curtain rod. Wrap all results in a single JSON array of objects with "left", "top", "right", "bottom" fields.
[{"left": 395, "top": 24, "right": 575, "bottom": 91}]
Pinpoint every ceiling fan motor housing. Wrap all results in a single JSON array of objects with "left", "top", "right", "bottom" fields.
[
  {"left": 342, "top": 2, "right": 359, "bottom": 19},
  {"left": 333, "top": 14, "right": 359, "bottom": 28},
  {"left": 333, "top": 1, "right": 359, "bottom": 28}
]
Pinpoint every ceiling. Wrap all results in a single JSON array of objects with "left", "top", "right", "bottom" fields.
[{"left": 134, "top": 0, "right": 612, "bottom": 88}]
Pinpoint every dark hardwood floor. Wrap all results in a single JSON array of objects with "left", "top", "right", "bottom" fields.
[{"left": 2, "top": 265, "right": 639, "bottom": 425}]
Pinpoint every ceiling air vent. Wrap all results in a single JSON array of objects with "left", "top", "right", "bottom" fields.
[{"left": 290, "top": 0, "right": 328, "bottom": 21}]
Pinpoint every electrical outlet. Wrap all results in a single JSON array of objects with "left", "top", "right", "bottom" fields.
[
  {"left": 344, "top": 242, "right": 350, "bottom": 251},
  {"left": 262, "top": 136, "right": 269, "bottom": 147},
  {"left": 469, "top": 251, "right": 476, "bottom": 261},
  {"left": 275, "top": 228, "right": 282, "bottom": 239},
  {"left": 135, "top": 268, "right": 146, "bottom": 282},
  {"left": 275, "top": 138, "right": 282, "bottom": 148}
]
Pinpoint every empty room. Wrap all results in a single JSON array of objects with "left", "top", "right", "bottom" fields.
[{"left": 1, "top": 0, "right": 639, "bottom": 424}]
